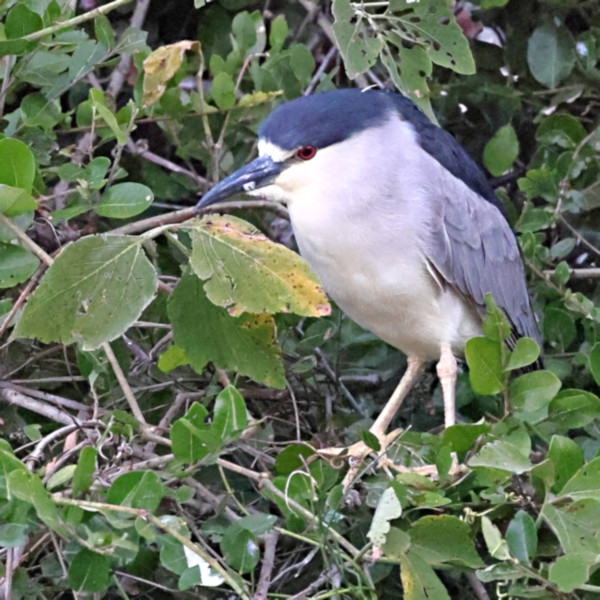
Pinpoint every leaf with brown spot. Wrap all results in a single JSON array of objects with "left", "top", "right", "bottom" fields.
[
  {"left": 186, "top": 214, "right": 331, "bottom": 318},
  {"left": 142, "top": 41, "right": 201, "bottom": 107}
]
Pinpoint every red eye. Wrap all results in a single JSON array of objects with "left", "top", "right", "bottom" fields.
[{"left": 296, "top": 145, "right": 317, "bottom": 160}]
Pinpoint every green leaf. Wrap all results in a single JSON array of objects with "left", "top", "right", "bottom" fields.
[
  {"left": 332, "top": 0, "right": 383, "bottom": 79},
  {"left": 409, "top": 515, "right": 483, "bottom": 568},
  {"left": 89, "top": 89, "right": 128, "bottom": 144},
  {"left": 542, "top": 499, "right": 600, "bottom": 558},
  {"left": 509, "top": 370, "right": 561, "bottom": 412},
  {"left": 232, "top": 11, "right": 257, "bottom": 52},
  {"left": 559, "top": 456, "right": 600, "bottom": 501},
  {"left": 212, "top": 385, "right": 248, "bottom": 441},
  {"left": 171, "top": 402, "right": 221, "bottom": 463},
  {"left": 211, "top": 72, "right": 236, "bottom": 110},
  {"left": 107, "top": 471, "right": 164, "bottom": 512},
  {"left": 465, "top": 337, "right": 504, "bottom": 395},
  {"left": 380, "top": 42, "right": 433, "bottom": 118},
  {"left": 0, "top": 523, "right": 28, "bottom": 548},
  {"left": 94, "top": 15, "right": 115, "bottom": 48},
  {"left": 72, "top": 447, "right": 97, "bottom": 496},
  {"left": 548, "top": 389, "right": 600, "bottom": 431},
  {"left": 589, "top": 342, "right": 600, "bottom": 386},
  {"left": 68, "top": 549, "right": 110, "bottom": 592},
  {"left": 96, "top": 183, "right": 154, "bottom": 218},
  {"left": 527, "top": 22, "right": 575, "bottom": 88},
  {"left": 506, "top": 337, "right": 540, "bottom": 371},
  {"left": 188, "top": 215, "right": 330, "bottom": 318},
  {"left": 547, "top": 435, "right": 584, "bottom": 494},
  {"left": 505, "top": 510, "right": 537, "bottom": 562},
  {"left": 361, "top": 430, "right": 381, "bottom": 452},
  {"left": 168, "top": 268, "right": 285, "bottom": 388},
  {"left": 20, "top": 93, "right": 62, "bottom": 130},
  {"left": 269, "top": 15, "right": 288, "bottom": 51},
  {"left": 483, "top": 124, "right": 519, "bottom": 177},
  {"left": 367, "top": 486, "right": 402, "bottom": 548},
  {"left": 388, "top": 0, "right": 475, "bottom": 75},
  {"left": 382, "top": 527, "right": 411, "bottom": 558},
  {"left": 8, "top": 469, "right": 67, "bottom": 535},
  {"left": 481, "top": 516, "right": 511, "bottom": 560},
  {"left": 5, "top": 5, "right": 42, "bottom": 38},
  {"left": 15, "top": 236, "right": 157, "bottom": 350},
  {"left": 470, "top": 440, "right": 532, "bottom": 474},
  {"left": 442, "top": 421, "right": 490, "bottom": 454},
  {"left": 221, "top": 524, "right": 260, "bottom": 573},
  {"left": 236, "top": 514, "right": 277, "bottom": 536},
  {"left": 158, "top": 345, "right": 189, "bottom": 372},
  {"left": 0, "top": 139, "right": 36, "bottom": 193},
  {"left": 0, "top": 243, "right": 39, "bottom": 288},
  {"left": 549, "top": 555, "right": 590, "bottom": 593},
  {"left": 399, "top": 551, "right": 451, "bottom": 600},
  {"left": 289, "top": 43, "right": 315, "bottom": 82},
  {"left": 0, "top": 185, "right": 36, "bottom": 217},
  {"left": 274, "top": 444, "right": 315, "bottom": 475}
]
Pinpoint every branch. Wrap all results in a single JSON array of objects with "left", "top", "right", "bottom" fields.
[
  {"left": 0, "top": 214, "right": 53, "bottom": 266},
  {"left": 108, "top": 199, "right": 289, "bottom": 236},
  {"left": 106, "top": 0, "right": 151, "bottom": 98},
  {"left": 23, "top": 0, "right": 135, "bottom": 42},
  {"left": 543, "top": 267, "right": 600, "bottom": 280},
  {"left": 253, "top": 531, "right": 278, "bottom": 600},
  {"left": 0, "top": 387, "right": 79, "bottom": 426},
  {"left": 102, "top": 342, "right": 147, "bottom": 426}
]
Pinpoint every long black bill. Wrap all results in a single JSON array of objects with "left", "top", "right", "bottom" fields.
[{"left": 194, "top": 155, "right": 283, "bottom": 212}]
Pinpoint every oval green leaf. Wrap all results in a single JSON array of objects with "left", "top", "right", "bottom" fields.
[
  {"left": 0, "top": 243, "right": 39, "bottom": 288},
  {"left": 15, "top": 235, "right": 158, "bottom": 349},
  {"left": 96, "top": 182, "right": 154, "bottom": 218},
  {"left": 0, "top": 139, "right": 36, "bottom": 193}
]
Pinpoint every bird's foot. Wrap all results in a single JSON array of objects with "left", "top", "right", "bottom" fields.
[
  {"left": 317, "top": 436, "right": 464, "bottom": 490},
  {"left": 380, "top": 452, "right": 464, "bottom": 478},
  {"left": 316, "top": 429, "right": 403, "bottom": 489}
]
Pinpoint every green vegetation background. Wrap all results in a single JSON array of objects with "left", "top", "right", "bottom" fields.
[{"left": 1, "top": 0, "right": 600, "bottom": 598}]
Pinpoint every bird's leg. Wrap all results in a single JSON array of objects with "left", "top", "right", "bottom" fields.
[
  {"left": 368, "top": 356, "right": 426, "bottom": 438},
  {"left": 318, "top": 356, "right": 425, "bottom": 487},
  {"left": 436, "top": 342, "right": 460, "bottom": 474},
  {"left": 436, "top": 342, "right": 457, "bottom": 429}
]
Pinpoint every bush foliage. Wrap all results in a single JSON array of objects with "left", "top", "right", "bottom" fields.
[{"left": 1, "top": 0, "right": 600, "bottom": 598}]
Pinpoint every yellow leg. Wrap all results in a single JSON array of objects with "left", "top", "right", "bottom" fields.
[{"left": 318, "top": 356, "right": 425, "bottom": 488}]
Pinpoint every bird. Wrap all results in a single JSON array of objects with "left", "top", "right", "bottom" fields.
[{"left": 195, "top": 88, "right": 541, "bottom": 480}]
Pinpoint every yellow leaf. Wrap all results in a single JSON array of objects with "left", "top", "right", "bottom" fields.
[
  {"left": 142, "top": 41, "right": 201, "bottom": 107},
  {"left": 187, "top": 214, "right": 331, "bottom": 318}
]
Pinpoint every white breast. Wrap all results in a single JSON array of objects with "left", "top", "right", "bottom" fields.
[{"left": 284, "top": 118, "right": 481, "bottom": 360}]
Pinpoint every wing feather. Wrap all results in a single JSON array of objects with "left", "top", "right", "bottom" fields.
[{"left": 423, "top": 186, "right": 541, "bottom": 347}]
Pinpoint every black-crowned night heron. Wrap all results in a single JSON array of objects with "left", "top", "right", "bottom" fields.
[{"left": 195, "top": 88, "right": 541, "bottom": 479}]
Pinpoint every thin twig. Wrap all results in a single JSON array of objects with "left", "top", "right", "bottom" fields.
[
  {"left": 106, "top": 0, "right": 151, "bottom": 98},
  {"left": 127, "top": 143, "right": 207, "bottom": 186},
  {"left": 253, "top": 531, "right": 279, "bottom": 600},
  {"left": 542, "top": 267, "right": 600, "bottom": 279},
  {"left": 0, "top": 214, "right": 53, "bottom": 266},
  {"left": 0, "top": 387, "right": 79, "bottom": 426},
  {"left": 102, "top": 342, "right": 147, "bottom": 426},
  {"left": 467, "top": 572, "right": 491, "bottom": 600},
  {"left": 23, "top": 0, "right": 136, "bottom": 42},
  {"left": 108, "top": 199, "right": 288, "bottom": 236},
  {"left": 0, "top": 263, "right": 44, "bottom": 340},
  {"left": 288, "top": 566, "right": 341, "bottom": 600},
  {"left": 0, "top": 383, "right": 91, "bottom": 414}
]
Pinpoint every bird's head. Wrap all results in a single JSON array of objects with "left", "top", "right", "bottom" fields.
[{"left": 195, "top": 89, "right": 397, "bottom": 210}]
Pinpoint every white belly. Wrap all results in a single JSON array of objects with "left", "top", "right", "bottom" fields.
[{"left": 289, "top": 203, "right": 481, "bottom": 360}]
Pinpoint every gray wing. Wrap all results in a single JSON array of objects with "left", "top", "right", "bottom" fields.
[{"left": 423, "top": 187, "right": 541, "bottom": 346}]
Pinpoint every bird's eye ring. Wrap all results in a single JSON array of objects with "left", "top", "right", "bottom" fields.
[{"left": 296, "top": 145, "right": 317, "bottom": 161}]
